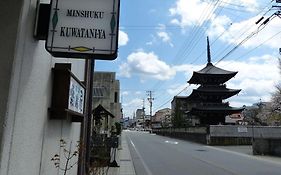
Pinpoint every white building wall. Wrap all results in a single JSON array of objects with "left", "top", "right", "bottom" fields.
[{"left": 0, "top": 0, "right": 84, "bottom": 175}]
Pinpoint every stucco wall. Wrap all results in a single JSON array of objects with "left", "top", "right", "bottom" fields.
[
  {"left": 0, "top": 0, "right": 85, "bottom": 174},
  {"left": 209, "top": 125, "right": 281, "bottom": 138}
]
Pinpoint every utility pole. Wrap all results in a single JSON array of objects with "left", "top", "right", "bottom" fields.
[
  {"left": 255, "top": 1, "right": 281, "bottom": 26},
  {"left": 142, "top": 99, "right": 145, "bottom": 129},
  {"left": 146, "top": 90, "right": 154, "bottom": 128},
  {"left": 272, "top": 0, "right": 281, "bottom": 17}
]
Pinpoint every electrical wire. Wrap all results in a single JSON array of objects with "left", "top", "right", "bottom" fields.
[
  {"left": 212, "top": 1, "right": 274, "bottom": 61},
  {"left": 151, "top": 1, "right": 266, "bottom": 108},
  {"left": 124, "top": 0, "right": 277, "bottom": 115},
  {"left": 215, "top": 14, "right": 277, "bottom": 65},
  {"left": 150, "top": 0, "right": 223, "bottom": 93},
  {"left": 220, "top": 29, "right": 281, "bottom": 67},
  {"left": 154, "top": 85, "right": 191, "bottom": 111},
  {"left": 172, "top": 0, "right": 223, "bottom": 65},
  {"left": 152, "top": 1, "right": 277, "bottom": 112}
]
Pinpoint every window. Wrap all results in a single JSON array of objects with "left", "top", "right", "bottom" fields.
[
  {"left": 93, "top": 87, "right": 105, "bottom": 97},
  {"left": 114, "top": 92, "right": 118, "bottom": 103}
]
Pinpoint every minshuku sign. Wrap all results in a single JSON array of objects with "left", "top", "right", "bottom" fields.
[{"left": 46, "top": 0, "right": 120, "bottom": 59}]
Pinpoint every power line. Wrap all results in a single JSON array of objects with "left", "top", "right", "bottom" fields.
[
  {"left": 215, "top": 11, "right": 279, "bottom": 65},
  {"left": 126, "top": 1, "right": 277, "bottom": 114},
  {"left": 221, "top": 29, "right": 281, "bottom": 66},
  {"left": 151, "top": 0, "right": 263, "bottom": 110},
  {"left": 172, "top": 0, "right": 223, "bottom": 65},
  {"left": 213, "top": 1, "right": 274, "bottom": 62},
  {"left": 154, "top": 85, "right": 191, "bottom": 111},
  {"left": 150, "top": 0, "right": 223, "bottom": 92}
]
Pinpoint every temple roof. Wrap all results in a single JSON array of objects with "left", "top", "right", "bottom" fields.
[
  {"left": 188, "top": 37, "right": 238, "bottom": 84},
  {"left": 197, "top": 63, "right": 237, "bottom": 75},
  {"left": 187, "top": 85, "right": 241, "bottom": 100},
  {"left": 189, "top": 106, "right": 244, "bottom": 115},
  {"left": 188, "top": 63, "right": 238, "bottom": 84}
]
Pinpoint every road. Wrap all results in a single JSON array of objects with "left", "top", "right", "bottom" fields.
[{"left": 125, "top": 130, "right": 281, "bottom": 175}]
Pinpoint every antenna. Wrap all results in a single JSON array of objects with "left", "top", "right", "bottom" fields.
[{"left": 207, "top": 36, "right": 211, "bottom": 64}]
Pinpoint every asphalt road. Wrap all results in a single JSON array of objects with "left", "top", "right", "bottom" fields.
[{"left": 125, "top": 130, "right": 281, "bottom": 175}]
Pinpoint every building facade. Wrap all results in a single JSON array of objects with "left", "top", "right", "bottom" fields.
[
  {"left": 153, "top": 108, "right": 172, "bottom": 127},
  {"left": 135, "top": 108, "right": 145, "bottom": 127},
  {"left": 0, "top": 1, "right": 89, "bottom": 175},
  {"left": 92, "top": 72, "right": 122, "bottom": 122}
]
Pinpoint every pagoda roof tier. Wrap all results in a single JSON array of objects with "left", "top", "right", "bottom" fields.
[
  {"left": 189, "top": 106, "right": 244, "bottom": 116},
  {"left": 187, "top": 85, "right": 241, "bottom": 100},
  {"left": 188, "top": 63, "right": 237, "bottom": 85}
]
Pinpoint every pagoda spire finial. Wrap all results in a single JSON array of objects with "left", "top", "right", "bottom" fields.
[{"left": 207, "top": 36, "right": 211, "bottom": 64}]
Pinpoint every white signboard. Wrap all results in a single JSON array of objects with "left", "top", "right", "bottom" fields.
[
  {"left": 46, "top": 0, "right": 120, "bottom": 59},
  {"left": 238, "top": 127, "right": 248, "bottom": 133},
  {"left": 68, "top": 77, "right": 85, "bottom": 114}
]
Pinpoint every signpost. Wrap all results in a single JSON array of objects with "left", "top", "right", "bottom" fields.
[
  {"left": 238, "top": 126, "right": 248, "bottom": 133},
  {"left": 46, "top": 0, "right": 120, "bottom": 59},
  {"left": 44, "top": 1, "right": 120, "bottom": 174}
]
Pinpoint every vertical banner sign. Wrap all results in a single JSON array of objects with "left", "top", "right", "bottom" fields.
[
  {"left": 45, "top": 0, "right": 120, "bottom": 59},
  {"left": 68, "top": 77, "right": 85, "bottom": 114}
]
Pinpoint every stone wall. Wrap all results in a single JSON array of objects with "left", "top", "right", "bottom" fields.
[
  {"left": 253, "top": 139, "right": 281, "bottom": 156},
  {"left": 153, "top": 127, "right": 208, "bottom": 144},
  {"left": 153, "top": 125, "right": 281, "bottom": 146},
  {"left": 209, "top": 125, "right": 281, "bottom": 138}
]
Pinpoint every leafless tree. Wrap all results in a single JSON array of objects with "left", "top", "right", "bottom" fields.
[{"left": 258, "top": 59, "right": 281, "bottom": 125}]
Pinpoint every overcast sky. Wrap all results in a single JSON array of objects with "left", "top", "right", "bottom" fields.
[{"left": 95, "top": 0, "right": 281, "bottom": 118}]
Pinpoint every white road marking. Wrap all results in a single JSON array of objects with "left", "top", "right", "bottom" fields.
[
  {"left": 129, "top": 138, "right": 153, "bottom": 175},
  {"left": 165, "top": 140, "right": 178, "bottom": 144}
]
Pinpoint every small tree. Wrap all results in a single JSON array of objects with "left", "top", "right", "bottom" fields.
[
  {"left": 115, "top": 122, "right": 122, "bottom": 135},
  {"left": 51, "top": 139, "right": 79, "bottom": 175},
  {"left": 171, "top": 102, "right": 185, "bottom": 128}
]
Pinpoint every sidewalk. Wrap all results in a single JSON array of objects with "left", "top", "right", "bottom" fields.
[{"left": 107, "top": 132, "right": 136, "bottom": 175}]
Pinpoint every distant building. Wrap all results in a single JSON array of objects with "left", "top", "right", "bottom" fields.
[
  {"left": 225, "top": 113, "right": 244, "bottom": 124},
  {"left": 92, "top": 72, "right": 122, "bottom": 122},
  {"left": 171, "top": 96, "right": 189, "bottom": 119},
  {"left": 135, "top": 108, "right": 145, "bottom": 127},
  {"left": 171, "top": 96, "right": 200, "bottom": 126},
  {"left": 136, "top": 108, "right": 145, "bottom": 120},
  {"left": 153, "top": 108, "right": 172, "bottom": 127},
  {"left": 91, "top": 72, "right": 122, "bottom": 139}
]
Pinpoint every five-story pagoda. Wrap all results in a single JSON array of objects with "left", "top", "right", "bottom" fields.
[{"left": 187, "top": 37, "right": 244, "bottom": 125}]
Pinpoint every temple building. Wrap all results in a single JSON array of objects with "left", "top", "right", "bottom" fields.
[{"left": 186, "top": 37, "right": 244, "bottom": 125}]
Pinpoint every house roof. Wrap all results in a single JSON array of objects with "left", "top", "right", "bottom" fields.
[{"left": 92, "top": 104, "right": 115, "bottom": 119}]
